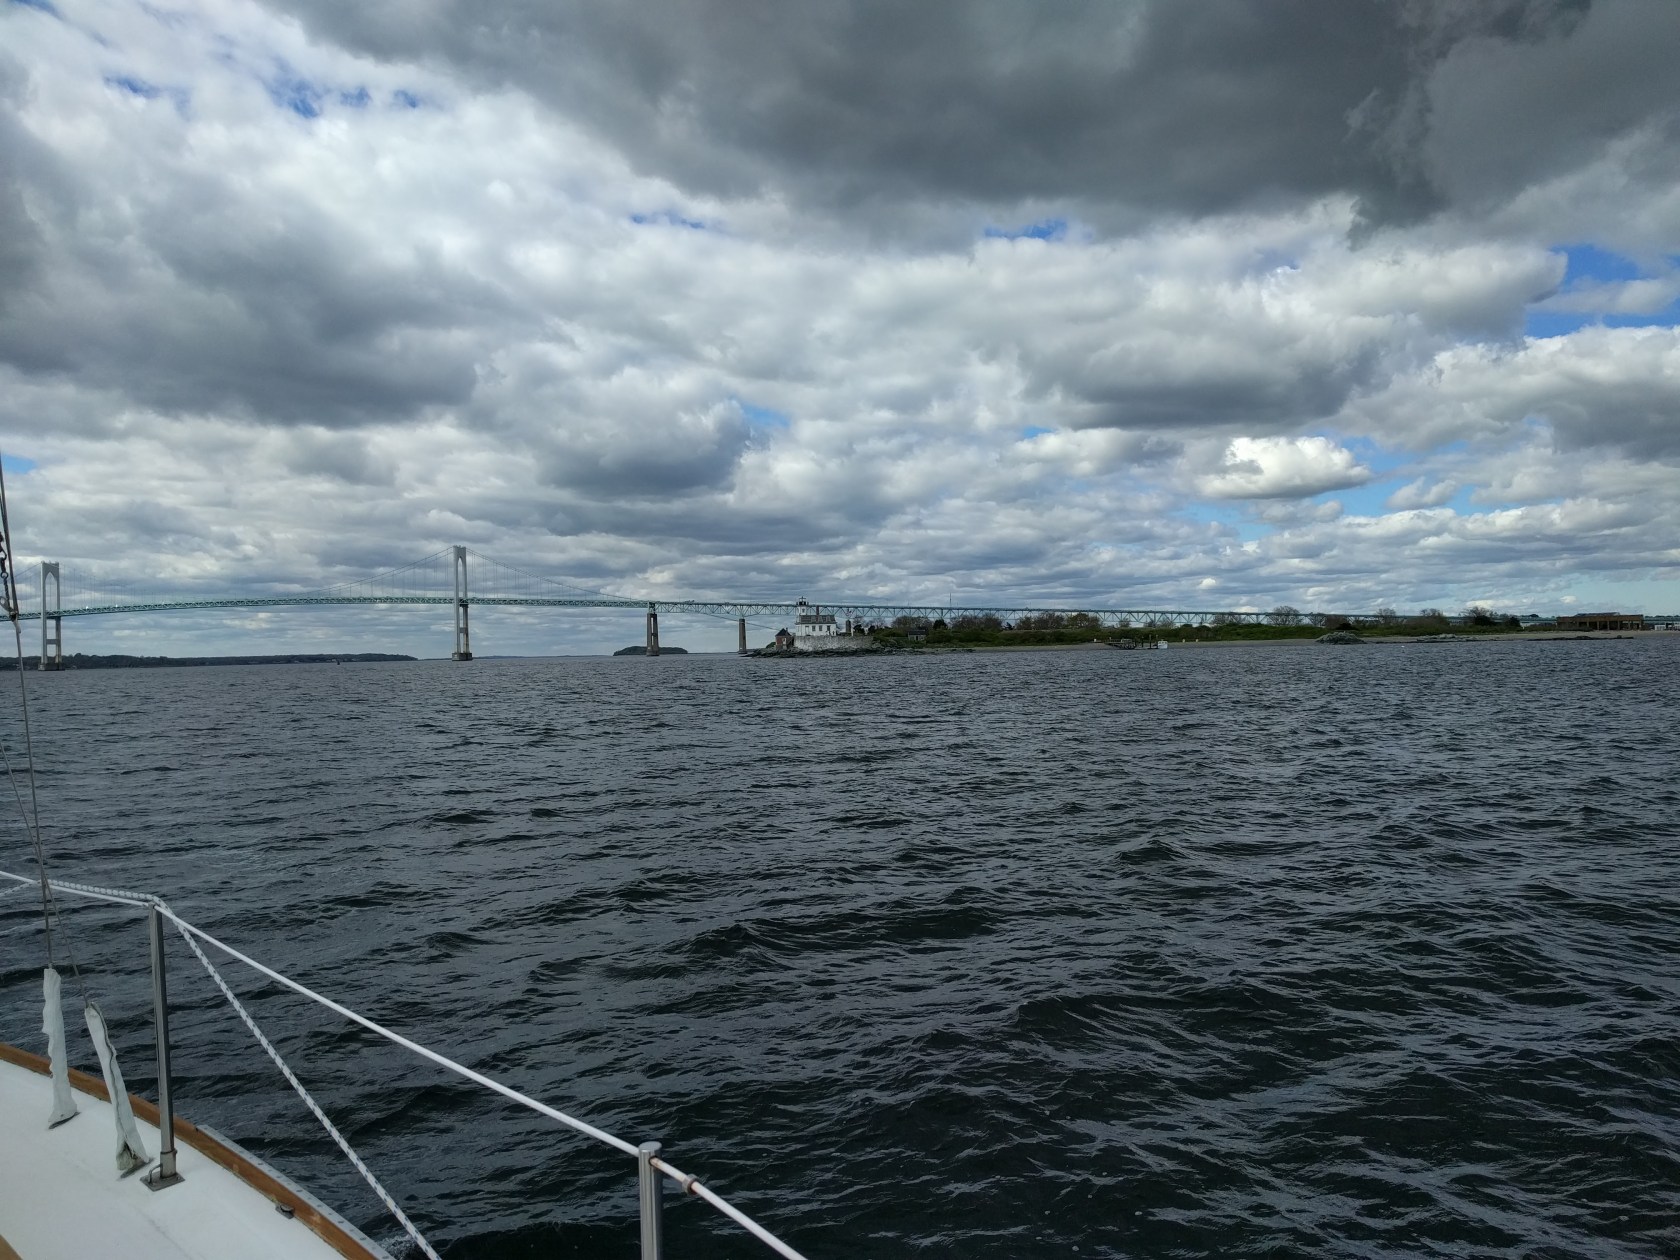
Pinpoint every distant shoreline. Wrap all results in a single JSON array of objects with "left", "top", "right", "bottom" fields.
[
  {"left": 957, "top": 629, "right": 1672, "bottom": 651},
  {"left": 1, "top": 652, "right": 417, "bottom": 671}
]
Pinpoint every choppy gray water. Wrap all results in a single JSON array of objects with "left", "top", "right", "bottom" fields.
[{"left": 2, "top": 639, "right": 1678, "bottom": 1258}]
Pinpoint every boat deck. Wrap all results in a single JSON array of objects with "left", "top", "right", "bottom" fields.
[{"left": 0, "top": 1046, "right": 390, "bottom": 1259}]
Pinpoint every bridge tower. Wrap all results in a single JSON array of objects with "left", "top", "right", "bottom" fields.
[
  {"left": 451, "top": 546, "right": 472, "bottom": 661},
  {"left": 645, "top": 604, "right": 659, "bottom": 656},
  {"left": 39, "top": 561, "right": 62, "bottom": 671}
]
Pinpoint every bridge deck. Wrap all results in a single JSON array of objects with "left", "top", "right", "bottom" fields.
[{"left": 14, "top": 595, "right": 1308, "bottom": 625}]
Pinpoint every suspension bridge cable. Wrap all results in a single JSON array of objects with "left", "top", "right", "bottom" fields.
[
  {"left": 461, "top": 549, "right": 785, "bottom": 634},
  {"left": 300, "top": 550, "right": 455, "bottom": 598}
]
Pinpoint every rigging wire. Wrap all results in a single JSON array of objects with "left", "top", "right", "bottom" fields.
[
  {"left": 172, "top": 916, "right": 443, "bottom": 1260},
  {"left": 0, "top": 454, "right": 87, "bottom": 996}
]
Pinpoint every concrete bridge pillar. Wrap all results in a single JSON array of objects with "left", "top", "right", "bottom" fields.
[
  {"left": 39, "top": 561, "right": 62, "bottom": 671},
  {"left": 451, "top": 545, "right": 473, "bottom": 661},
  {"left": 737, "top": 617, "right": 747, "bottom": 654},
  {"left": 646, "top": 605, "right": 660, "bottom": 656}
]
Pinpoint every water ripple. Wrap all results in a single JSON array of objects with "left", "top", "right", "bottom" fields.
[{"left": 3, "top": 639, "right": 1679, "bottom": 1257}]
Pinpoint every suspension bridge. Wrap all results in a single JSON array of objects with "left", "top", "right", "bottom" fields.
[
  {"left": 12, "top": 547, "right": 1678, "bottom": 666},
  {"left": 10, "top": 546, "right": 1314, "bottom": 665}
]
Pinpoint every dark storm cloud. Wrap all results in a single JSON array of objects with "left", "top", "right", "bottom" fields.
[
  {"left": 0, "top": 148, "right": 490, "bottom": 427},
  {"left": 0, "top": 52, "right": 61, "bottom": 298},
  {"left": 535, "top": 407, "right": 753, "bottom": 498},
  {"left": 282, "top": 429, "right": 395, "bottom": 484},
  {"left": 260, "top": 0, "right": 1671, "bottom": 231},
  {"left": 1415, "top": 0, "right": 1680, "bottom": 212},
  {"left": 1050, "top": 351, "right": 1380, "bottom": 434}
]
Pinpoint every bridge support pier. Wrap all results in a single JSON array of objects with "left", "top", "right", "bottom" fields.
[
  {"left": 645, "top": 606, "right": 660, "bottom": 656},
  {"left": 737, "top": 617, "right": 747, "bottom": 655},
  {"left": 451, "top": 546, "right": 472, "bottom": 661},
  {"left": 39, "top": 561, "right": 62, "bottom": 671}
]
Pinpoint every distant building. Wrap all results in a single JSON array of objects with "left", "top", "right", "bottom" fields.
[
  {"left": 1557, "top": 612, "right": 1645, "bottom": 631},
  {"left": 791, "top": 600, "right": 847, "bottom": 651},
  {"left": 773, "top": 628, "right": 794, "bottom": 649}
]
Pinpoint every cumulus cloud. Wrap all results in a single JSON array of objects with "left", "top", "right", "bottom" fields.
[
  {"left": 0, "top": 0, "right": 1677, "bottom": 655},
  {"left": 1196, "top": 437, "right": 1372, "bottom": 500},
  {"left": 1348, "top": 325, "right": 1680, "bottom": 456},
  {"left": 1387, "top": 478, "right": 1459, "bottom": 510}
]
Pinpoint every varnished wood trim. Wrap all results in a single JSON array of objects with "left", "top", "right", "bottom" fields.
[
  {"left": 0, "top": 1042, "right": 385, "bottom": 1260},
  {"left": 0, "top": 1227, "right": 22, "bottom": 1260}
]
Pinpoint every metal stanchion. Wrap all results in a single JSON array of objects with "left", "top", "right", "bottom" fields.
[
  {"left": 638, "top": 1141, "right": 664, "bottom": 1259},
  {"left": 144, "top": 903, "right": 183, "bottom": 1189}
]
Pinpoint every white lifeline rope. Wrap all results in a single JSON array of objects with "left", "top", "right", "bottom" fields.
[
  {"left": 650, "top": 1154, "right": 812, "bottom": 1260},
  {"left": 170, "top": 919, "right": 443, "bottom": 1260},
  {"left": 0, "top": 870, "right": 814, "bottom": 1260},
  {"left": 0, "top": 870, "right": 151, "bottom": 908},
  {"left": 0, "top": 880, "right": 31, "bottom": 900}
]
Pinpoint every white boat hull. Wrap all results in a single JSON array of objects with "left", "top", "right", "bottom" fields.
[{"left": 0, "top": 1045, "right": 390, "bottom": 1260}]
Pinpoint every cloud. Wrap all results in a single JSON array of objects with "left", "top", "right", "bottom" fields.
[
  {"left": 1386, "top": 477, "right": 1459, "bottom": 509},
  {"left": 0, "top": 0, "right": 1677, "bottom": 655},
  {"left": 1532, "top": 273, "right": 1680, "bottom": 316},
  {"left": 260, "top": 0, "right": 1680, "bottom": 243},
  {"left": 1349, "top": 325, "right": 1680, "bottom": 456},
  {"left": 1196, "top": 436, "right": 1372, "bottom": 500},
  {"left": 279, "top": 428, "right": 395, "bottom": 485},
  {"left": 1413, "top": 1, "right": 1680, "bottom": 232}
]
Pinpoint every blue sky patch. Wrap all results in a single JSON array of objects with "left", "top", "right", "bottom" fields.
[
  {"left": 1526, "top": 310, "right": 1592, "bottom": 338},
  {"left": 736, "top": 401, "right": 790, "bottom": 430},
  {"left": 1558, "top": 243, "right": 1644, "bottom": 284},
  {"left": 392, "top": 89, "right": 421, "bottom": 109},
  {"left": 10, "top": 0, "right": 59, "bottom": 15},
  {"left": 1526, "top": 243, "right": 1680, "bottom": 337},
  {"left": 339, "top": 86, "right": 371, "bottom": 108},
  {"left": 105, "top": 74, "right": 161, "bottom": 99},
  {"left": 267, "top": 68, "right": 324, "bottom": 119},
  {"left": 1337, "top": 435, "right": 1407, "bottom": 476},
  {"left": 631, "top": 211, "right": 708, "bottom": 231},
  {"left": 1337, "top": 483, "right": 1400, "bottom": 517},
  {"left": 104, "top": 73, "right": 189, "bottom": 113},
  {"left": 1020, "top": 425, "right": 1054, "bottom": 439},
  {"left": 1, "top": 454, "right": 38, "bottom": 476},
  {"left": 985, "top": 218, "right": 1066, "bottom": 241}
]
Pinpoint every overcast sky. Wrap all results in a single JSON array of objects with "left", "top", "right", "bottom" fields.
[{"left": 3, "top": 0, "right": 1678, "bottom": 656}]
